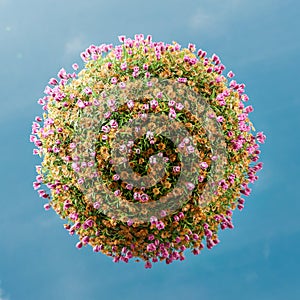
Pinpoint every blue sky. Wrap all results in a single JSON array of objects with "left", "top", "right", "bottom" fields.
[{"left": 0, "top": 0, "right": 299, "bottom": 299}]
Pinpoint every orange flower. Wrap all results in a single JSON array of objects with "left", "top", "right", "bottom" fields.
[{"left": 152, "top": 188, "right": 160, "bottom": 195}]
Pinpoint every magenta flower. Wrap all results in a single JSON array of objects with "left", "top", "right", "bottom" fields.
[
  {"left": 168, "top": 108, "right": 176, "bottom": 119},
  {"left": 114, "top": 190, "right": 121, "bottom": 196},
  {"left": 127, "top": 219, "right": 134, "bottom": 226},
  {"left": 219, "top": 179, "right": 229, "bottom": 190},
  {"left": 173, "top": 166, "right": 181, "bottom": 173},
  {"left": 147, "top": 243, "right": 156, "bottom": 252},
  {"left": 76, "top": 242, "right": 83, "bottom": 249},
  {"left": 216, "top": 116, "right": 224, "bottom": 123},
  {"left": 120, "top": 62, "right": 127, "bottom": 71},
  {"left": 227, "top": 71, "right": 235, "bottom": 78},
  {"left": 145, "top": 261, "right": 152, "bottom": 269},
  {"left": 83, "top": 219, "right": 94, "bottom": 229},
  {"left": 178, "top": 77, "right": 187, "bottom": 83},
  {"left": 82, "top": 236, "right": 90, "bottom": 244},
  {"left": 43, "top": 203, "right": 51, "bottom": 211},
  {"left": 150, "top": 99, "right": 158, "bottom": 109},
  {"left": 140, "top": 193, "right": 149, "bottom": 202},
  {"left": 118, "top": 35, "right": 126, "bottom": 42},
  {"left": 256, "top": 132, "right": 266, "bottom": 144},
  {"left": 48, "top": 78, "right": 58, "bottom": 85},
  {"left": 156, "top": 221, "right": 165, "bottom": 230}
]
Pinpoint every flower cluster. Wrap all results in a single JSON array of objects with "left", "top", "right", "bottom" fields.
[{"left": 31, "top": 34, "right": 266, "bottom": 268}]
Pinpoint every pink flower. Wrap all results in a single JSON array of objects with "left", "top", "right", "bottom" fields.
[
  {"left": 244, "top": 105, "right": 254, "bottom": 113},
  {"left": 43, "top": 203, "right": 51, "bottom": 211},
  {"left": 178, "top": 77, "right": 187, "bottom": 83},
  {"left": 193, "top": 248, "right": 200, "bottom": 255},
  {"left": 111, "top": 77, "right": 118, "bottom": 84},
  {"left": 120, "top": 62, "right": 127, "bottom": 71},
  {"left": 83, "top": 219, "right": 94, "bottom": 229},
  {"left": 219, "top": 179, "right": 229, "bottom": 190},
  {"left": 186, "top": 182, "right": 195, "bottom": 191},
  {"left": 241, "top": 186, "right": 251, "bottom": 196},
  {"left": 187, "top": 145, "right": 195, "bottom": 154},
  {"left": 216, "top": 116, "right": 224, "bottom": 123},
  {"left": 109, "top": 119, "right": 118, "bottom": 129},
  {"left": 114, "top": 190, "right": 121, "bottom": 196},
  {"left": 227, "top": 71, "right": 235, "bottom": 78},
  {"left": 82, "top": 236, "right": 90, "bottom": 244},
  {"left": 200, "top": 162, "right": 208, "bottom": 169},
  {"left": 178, "top": 212, "right": 184, "bottom": 219},
  {"left": 127, "top": 219, "right": 134, "bottom": 226},
  {"left": 58, "top": 68, "right": 67, "bottom": 79},
  {"left": 198, "top": 175, "right": 204, "bottom": 182},
  {"left": 140, "top": 193, "right": 149, "bottom": 202},
  {"left": 173, "top": 166, "right": 181, "bottom": 173},
  {"left": 112, "top": 174, "right": 120, "bottom": 181},
  {"left": 241, "top": 94, "right": 249, "bottom": 102},
  {"left": 127, "top": 99, "right": 135, "bottom": 110},
  {"left": 192, "top": 233, "right": 199, "bottom": 241},
  {"left": 93, "top": 202, "right": 101, "bottom": 209},
  {"left": 84, "top": 87, "right": 92, "bottom": 95},
  {"left": 72, "top": 63, "right": 79, "bottom": 70},
  {"left": 76, "top": 242, "right": 83, "bottom": 249},
  {"left": 159, "top": 210, "right": 167, "bottom": 218},
  {"left": 188, "top": 43, "right": 196, "bottom": 52},
  {"left": 33, "top": 182, "right": 40, "bottom": 190},
  {"left": 118, "top": 35, "right": 126, "bottom": 42},
  {"left": 168, "top": 108, "right": 176, "bottom": 119},
  {"left": 156, "top": 221, "right": 165, "bottom": 230},
  {"left": 145, "top": 261, "right": 152, "bottom": 269},
  {"left": 48, "top": 78, "right": 58, "bottom": 85},
  {"left": 76, "top": 99, "right": 85, "bottom": 108},
  {"left": 93, "top": 245, "right": 102, "bottom": 252},
  {"left": 102, "top": 125, "right": 110, "bottom": 133},
  {"left": 150, "top": 99, "right": 158, "bottom": 109},
  {"left": 156, "top": 91, "right": 163, "bottom": 99},
  {"left": 148, "top": 234, "right": 155, "bottom": 241},
  {"left": 174, "top": 215, "right": 180, "bottom": 222},
  {"left": 165, "top": 99, "right": 174, "bottom": 108},
  {"left": 126, "top": 184, "right": 133, "bottom": 190},
  {"left": 175, "top": 102, "right": 184, "bottom": 111},
  {"left": 147, "top": 243, "right": 156, "bottom": 252},
  {"left": 256, "top": 131, "right": 266, "bottom": 144},
  {"left": 63, "top": 200, "right": 72, "bottom": 210}
]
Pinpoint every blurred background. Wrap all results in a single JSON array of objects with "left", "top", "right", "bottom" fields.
[{"left": 0, "top": 0, "right": 299, "bottom": 299}]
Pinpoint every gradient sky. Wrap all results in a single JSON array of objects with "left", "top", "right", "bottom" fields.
[{"left": 0, "top": 0, "right": 299, "bottom": 299}]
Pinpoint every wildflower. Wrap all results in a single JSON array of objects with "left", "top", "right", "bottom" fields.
[
  {"left": 111, "top": 77, "right": 118, "bottom": 84},
  {"left": 200, "top": 162, "right": 208, "bottom": 169},
  {"left": 256, "top": 132, "right": 266, "bottom": 144}
]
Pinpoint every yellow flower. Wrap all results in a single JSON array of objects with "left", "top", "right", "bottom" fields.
[
  {"left": 164, "top": 181, "right": 172, "bottom": 189},
  {"left": 157, "top": 143, "right": 166, "bottom": 150},
  {"left": 152, "top": 188, "right": 160, "bottom": 195}
]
